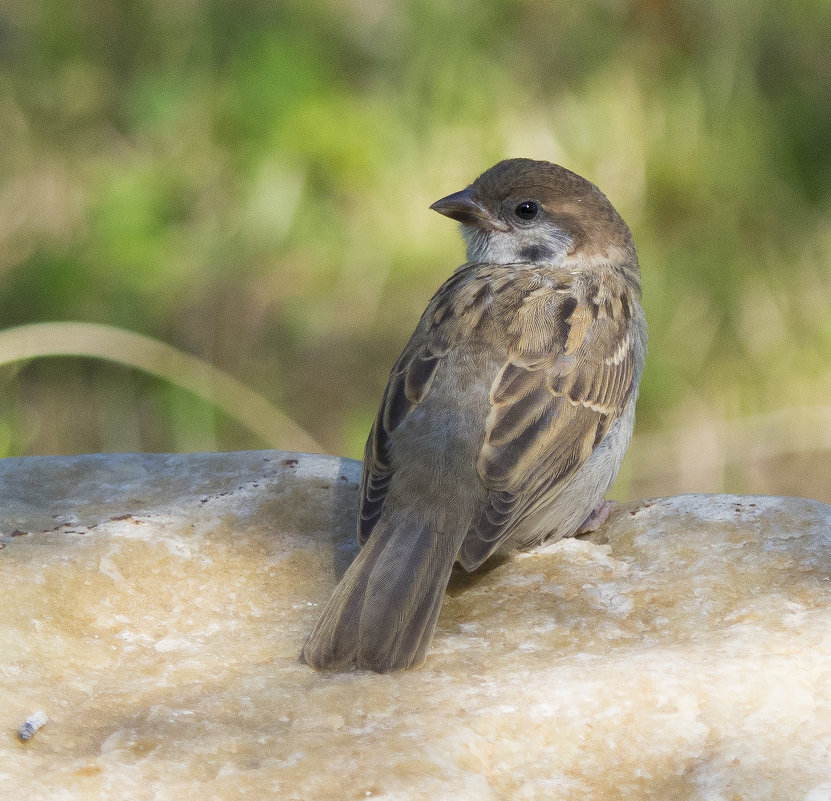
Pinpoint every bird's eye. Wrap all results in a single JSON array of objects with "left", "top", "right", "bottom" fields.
[{"left": 514, "top": 201, "right": 540, "bottom": 221}]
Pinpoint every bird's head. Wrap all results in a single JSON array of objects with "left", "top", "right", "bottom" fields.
[{"left": 430, "top": 158, "right": 634, "bottom": 268}]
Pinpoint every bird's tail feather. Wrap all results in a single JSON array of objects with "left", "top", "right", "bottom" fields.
[{"left": 301, "top": 511, "right": 463, "bottom": 672}]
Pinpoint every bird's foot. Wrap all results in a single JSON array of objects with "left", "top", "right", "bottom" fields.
[{"left": 576, "top": 500, "right": 615, "bottom": 534}]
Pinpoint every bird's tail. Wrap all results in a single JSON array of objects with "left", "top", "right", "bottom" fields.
[{"left": 301, "top": 510, "right": 464, "bottom": 672}]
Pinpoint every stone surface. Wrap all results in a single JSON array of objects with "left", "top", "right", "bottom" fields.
[{"left": 2, "top": 451, "right": 831, "bottom": 800}]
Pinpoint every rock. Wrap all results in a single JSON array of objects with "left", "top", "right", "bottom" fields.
[{"left": 2, "top": 450, "right": 831, "bottom": 799}]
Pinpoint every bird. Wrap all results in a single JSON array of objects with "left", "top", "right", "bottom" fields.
[{"left": 301, "top": 158, "right": 647, "bottom": 673}]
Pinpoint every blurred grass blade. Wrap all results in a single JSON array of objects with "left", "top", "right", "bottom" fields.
[{"left": 0, "top": 322, "right": 324, "bottom": 454}]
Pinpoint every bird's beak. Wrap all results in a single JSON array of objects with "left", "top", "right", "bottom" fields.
[{"left": 430, "top": 187, "right": 510, "bottom": 232}]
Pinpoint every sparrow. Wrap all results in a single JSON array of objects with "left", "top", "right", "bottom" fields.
[{"left": 302, "top": 158, "right": 647, "bottom": 672}]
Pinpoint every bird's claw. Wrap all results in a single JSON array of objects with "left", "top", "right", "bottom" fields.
[{"left": 576, "top": 500, "right": 615, "bottom": 534}]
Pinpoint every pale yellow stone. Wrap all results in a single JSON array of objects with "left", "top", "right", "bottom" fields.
[{"left": 2, "top": 451, "right": 831, "bottom": 799}]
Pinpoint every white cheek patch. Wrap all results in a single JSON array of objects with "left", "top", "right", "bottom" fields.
[
  {"left": 462, "top": 225, "right": 572, "bottom": 265},
  {"left": 461, "top": 226, "right": 493, "bottom": 263}
]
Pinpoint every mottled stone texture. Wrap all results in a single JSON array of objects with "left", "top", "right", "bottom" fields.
[{"left": 2, "top": 451, "right": 831, "bottom": 800}]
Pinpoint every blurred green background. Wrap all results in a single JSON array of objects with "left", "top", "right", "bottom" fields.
[{"left": 1, "top": 0, "right": 830, "bottom": 502}]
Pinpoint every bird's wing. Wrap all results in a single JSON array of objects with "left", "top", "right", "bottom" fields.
[
  {"left": 358, "top": 265, "right": 496, "bottom": 544},
  {"left": 459, "top": 271, "right": 638, "bottom": 569}
]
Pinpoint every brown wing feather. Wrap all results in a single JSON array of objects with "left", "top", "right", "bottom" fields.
[
  {"left": 358, "top": 264, "right": 494, "bottom": 545},
  {"left": 360, "top": 261, "right": 637, "bottom": 564},
  {"left": 461, "top": 275, "right": 636, "bottom": 568}
]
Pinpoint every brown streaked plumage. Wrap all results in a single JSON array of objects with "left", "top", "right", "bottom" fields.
[{"left": 302, "top": 158, "right": 647, "bottom": 672}]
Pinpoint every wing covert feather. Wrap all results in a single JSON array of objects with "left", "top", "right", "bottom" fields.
[{"left": 463, "top": 273, "right": 638, "bottom": 568}]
